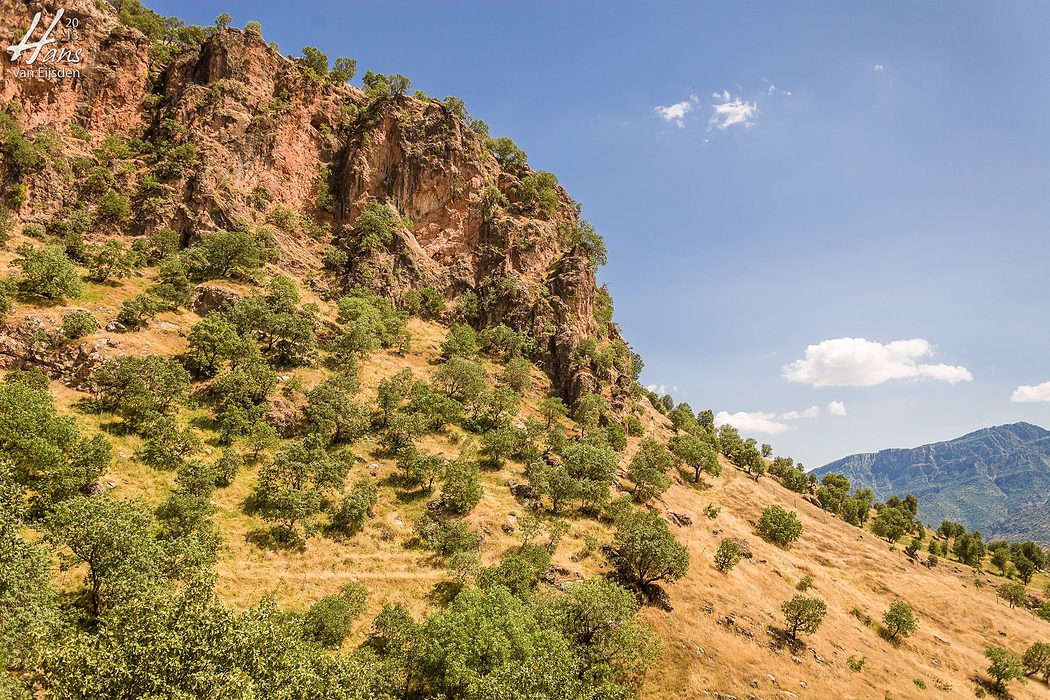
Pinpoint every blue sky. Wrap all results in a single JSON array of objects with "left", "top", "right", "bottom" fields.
[{"left": 151, "top": 0, "right": 1050, "bottom": 466}]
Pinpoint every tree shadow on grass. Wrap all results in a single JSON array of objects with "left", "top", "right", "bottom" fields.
[
  {"left": 427, "top": 580, "right": 463, "bottom": 606},
  {"left": 245, "top": 526, "right": 306, "bottom": 552}
]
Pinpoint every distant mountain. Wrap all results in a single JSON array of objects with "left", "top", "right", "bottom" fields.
[{"left": 814, "top": 422, "right": 1050, "bottom": 543}]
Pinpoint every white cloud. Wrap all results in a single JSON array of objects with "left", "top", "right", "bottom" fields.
[
  {"left": 828, "top": 400, "right": 848, "bottom": 416},
  {"left": 874, "top": 64, "right": 884, "bottom": 72},
  {"left": 715, "top": 411, "right": 790, "bottom": 434},
  {"left": 779, "top": 405, "right": 820, "bottom": 420},
  {"left": 714, "top": 404, "right": 820, "bottom": 435},
  {"left": 653, "top": 95, "right": 699, "bottom": 127},
  {"left": 646, "top": 383, "right": 678, "bottom": 395},
  {"left": 783, "top": 337, "right": 973, "bottom": 387},
  {"left": 1011, "top": 381, "right": 1050, "bottom": 403},
  {"left": 709, "top": 90, "right": 757, "bottom": 130}
]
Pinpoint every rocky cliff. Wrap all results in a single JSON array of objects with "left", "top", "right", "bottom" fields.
[{"left": 0, "top": 0, "right": 634, "bottom": 407}]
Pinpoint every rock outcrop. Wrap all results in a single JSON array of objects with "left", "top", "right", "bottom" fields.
[{"left": 0, "top": 1, "right": 634, "bottom": 407}]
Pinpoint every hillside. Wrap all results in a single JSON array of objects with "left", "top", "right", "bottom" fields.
[
  {"left": 815, "top": 423, "right": 1050, "bottom": 543},
  {"left": 0, "top": 2, "right": 1048, "bottom": 700}
]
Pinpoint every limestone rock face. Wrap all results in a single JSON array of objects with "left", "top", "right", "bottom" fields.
[{"left": 0, "top": 2, "right": 634, "bottom": 406}]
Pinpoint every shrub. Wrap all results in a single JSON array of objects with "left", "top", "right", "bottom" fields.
[
  {"left": 349, "top": 199, "right": 405, "bottom": 250},
  {"left": 613, "top": 508, "right": 689, "bottom": 588},
  {"left": 184, "top": 229, "right": 273, "bottom": 280},
  {"left": 87, "top": 240, "right": 133, "bottom": 282},
  {"left": 488, "top": 136, "right": 527, "bottom": 173},
  {"left": 97, "top": 189, "right": 131, "bottom": 225},
  {"left": 627, "top": 438, "right": 674, "bottom": 503},
  {"left": 330, "top": 478, "right": 378, "bottom": 536},
  {"left": 441, "top": 459, "right": 482, "bottom": 515},
  {"left": 756, "top": 505, "right": 803, "bottom": 547},
  {"left": 515, "top": 171, "right": 559, "bottom": 218},
  {"left": 62, "top": 310, "right": 98, "bottom": 340},
  {"left": 997, "top": 581, "right": 1027, "bottom": 609},
  {"left": 14, "top": 244, "right": 81, "bottom": 299},
  {"left": 984, "top": 646, "right": 1025, "bottom": 691},
  {"left": 882, "top": 600, "right": 918, "bottom": 641},
  {"left": 796, "top": 575, "right": 814, "bottom": 592},
  {"left": 440, "top": 323, "right": 479, "bottom": 359},
  {"left": 780, "top": 595, "right": 827, "bottom": 640},
  {"left": 303, "top": 582, "right": 368, "bottom": 648},
  {"left": 714, "top": 539, "right": 743, "bottom": 573},
  {"left": 501, "top": 356, "right": 531, "bottom": 392},
  {"left": 214, "top": 449, "right": 243, "bottom": 487}
]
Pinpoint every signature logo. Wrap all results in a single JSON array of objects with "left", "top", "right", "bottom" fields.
[{"left": 6, "top": 8, "right": 83, "bottom": 79}]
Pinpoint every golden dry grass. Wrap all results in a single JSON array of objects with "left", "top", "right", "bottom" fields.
[{"left": 8, "top": 250, "right": 1048, "bottom": 699}]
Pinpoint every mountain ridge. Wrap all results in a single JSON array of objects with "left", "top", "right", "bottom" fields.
[{"left": 815, "top": 422, "right": 1050, "bottom": 543}]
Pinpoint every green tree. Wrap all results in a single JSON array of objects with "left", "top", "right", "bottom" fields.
[
  {"left": 613, "top": 508, "right": 690, "bottom": 588},
  {"left": 184, "top": 229, "right": 272, "bottom": 280},
  {"left": 330, "top": 478, "right": 378, "bottom": 536},
  {"left": 538, "top": 396, "right": 568, "bottom": 429},
  {"left": 331, "top": 56, "right": 357, "bottom": 82},
  {"left": 86, "top": 239, "right": 133, "bottom": 282},
  {"left": 303, "top": 582, "right": 368, "bottom": 648},
  {"left": 627, "top": 438, "right": 674, "bottom": 503},
  {"left": 985, "top": 646, "right": 1026, "bottom": 692},
  {"left": 431, "top": 356, "right": 486, "bottom": 403},
  {"left": 186, "top": 313, "right": 243, "bottom": 376},
  {"left": 668, "top": 433, "right": 721, "bottom": 482},
  {"left": 349, "top": 198, "right": 404, "bottom": 250},
  {"left": 440, "top": 323, "right": 479, "bottom": 359},
  {"left": 0, "top": 380, "right": 110, "bottom": 511},
  {"left": 45, "top": 495, "right": 163, "bottom": 616},
  {"left": 997, "top": 581, "right": 1027, "bottom": 609},
  {"left": 249, "top": 437, "right": 346, "bottom": 542},
  {"left": 62, "top": 310, "right": 98, "bottom": 340},
  {"left": 756, "top": 505, "right": 803, "bottom": 547},
  {"left": 781, "top": 595, "right": 827, "bottom": 640},
  {"left": 441, "top": 459, "right": 483, "bottom": 515},
  {"left": 14, "top": 244, "right": 81, "bottom": 299},
  {"left": 1023, "top": 642, "right": 1050, "bottom": 681},
  {"left": 714, "top": 538, "right": 743, "bottom": 573},
  {"left": 301, "top": 46, "right": 329, "bottom": 78},
  {"left": 871, "top": 506, "right": 911, "bottom": 543},
  {"left": 501, "top": 356, "right": 532, "bottom": 392},
  {"left": 882, "top": 599, "right": 918, "bottom": 641}
]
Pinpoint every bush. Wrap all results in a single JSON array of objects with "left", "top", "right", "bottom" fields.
[
  {"left": 515, "top": 172, "right": 559, "bottom": 218},
  {"left": 984, "top": 646, "right": 1025, "bottom": 691},
  {"left": 627, "top": 438, "right": 674, "bottom": 503},
  {"left": 613, "top": 508, "right": 689, "bottom": 588},
  {"left": 796, "top": 575, "right": 814, "bottom": 592},
  {"left": 500, "top": 356, "right": 531, "bottom": 392},
  {"left": 303, "top": 582, "right": 368, "bottom": 648},
  {"left": 97, "top": 190, "right": 131, "bottom": 225},
  {"left": 440, "top": 324, "right": 479, "bottom": 359},
  {"left": 14, "top": 244, "right": 82, "bottom": 299},
  {"left": 756, "top": 505, "right": 803, "bottom": 547},
  {"left": 349, "top": 199, "right": 405, "bottom": 250},
  {"left": 184, "top": 229, "right": 273, "bottom": 280},
  {"left": 781, "top": 595, "right": 827, "bottom": 640},
  {"left": 62, "top": 310, "right": 98, "bottom": 340},
  {"left": 882, "top": 600, "right": 918, "bottom": 641},
  {"left": 330, "top": 478, "right": 378, "bottom": 536},
  {"left": 714, "top": 539, "right": 743, "bottom": 573},
  {"left": 441, "top": 459, "right": 482, "bottom": 515},
  {"left": 214, "top": 449, "right": 243, "bottom": 487}
]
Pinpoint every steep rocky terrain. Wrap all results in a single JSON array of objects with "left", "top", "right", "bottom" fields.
[
  {"left": 816, "top": 423, "right": 1050, "bottom": 543},
  {"left": 0, "top": 0, "right": 632, "bottom": 409},
  {"left": 0, "top": 2, "right": 1048, "bottom": 700}
]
